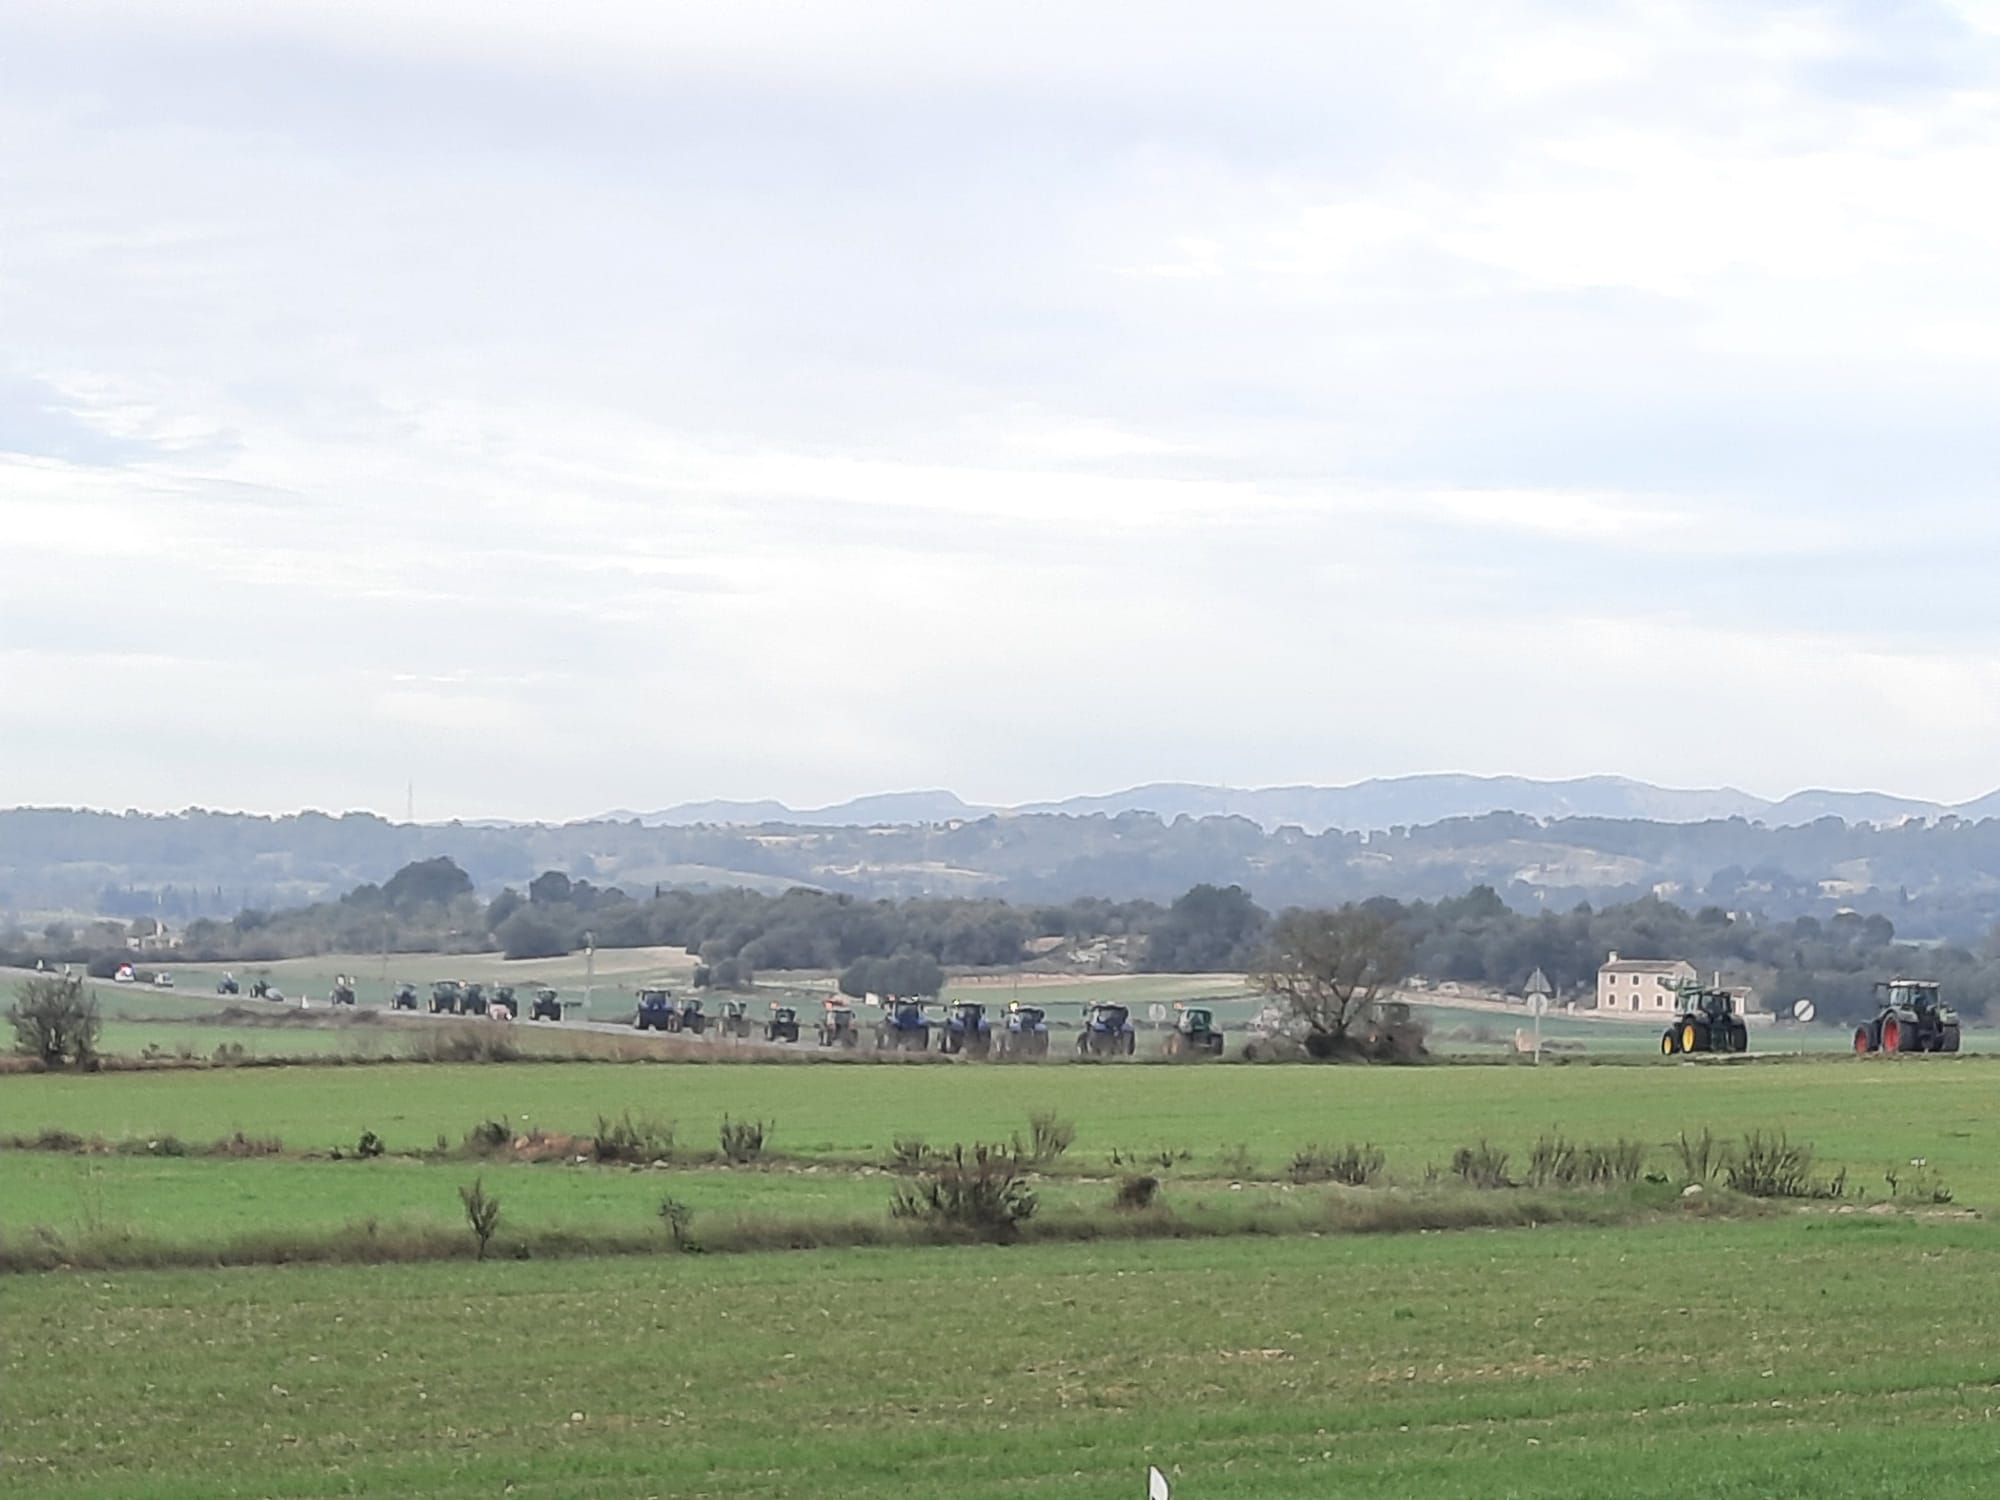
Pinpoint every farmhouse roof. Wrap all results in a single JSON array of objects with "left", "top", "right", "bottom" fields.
[{"left": 1598, "top": 956, "right": 1694, "bottom": 973}]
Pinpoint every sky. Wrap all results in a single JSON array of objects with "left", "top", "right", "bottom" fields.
[{"left": 6, "top": 0, "right": 2000, "bottom": 822}]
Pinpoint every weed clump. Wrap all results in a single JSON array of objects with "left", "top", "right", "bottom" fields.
[
  {"left": 1018, "top": 1111, "right": 1075, "bottom": 1165},
  {"left": 658, "top": 1196, "right": 697, "bottom": 1250},
  {"left": 594, "top": 1112, "right": 675, "bottom": 1164},
  {"left": 890, "top": 1144, "right": 1037, "bottom": 1240},
  {"left": 888, "top": 1135, "right": 931, "bottom": 1173},
  {"left": 464, "top": 1120, "right": 510, "bottom": 1156},
  {"left": 1524, "top": 1135, "right": 1645, "bottom": 1189},
  {"left": 1673, "top": 1127, "right": 1727, "bottom": 1184},
  {"left": 1113, "top": 1175, "right": 1160, "bottom": 1211},
  {"left": 355, "top": 1130, "right": 386, "bottom": 1160},
  {"left": 1290, "top": 1142, "right": 1386, "bottom": 1186},
  {"left": 1725, "top": 1132, "right": 1844, "bottom": 1199},
  {"left": 459, "top": 1177, "right": 502, "bottom": 1260},
  {"left": 1451, "top": 1141, "right": 1513, "bottom": 1189},
  {"left": 719, "top": 1116, "right": 768, "bottom": 1164}
]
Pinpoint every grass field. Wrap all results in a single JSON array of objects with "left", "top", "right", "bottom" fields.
[
  {"left": 7, "top": 1029, "right": 1999, "bottom": 1497},
  {"left": 5, "top": 1054, "right": 1995, "bottom": 1199},
  {"left": 8, "top": 1215, "right": 2000, "bottom": 1498}
]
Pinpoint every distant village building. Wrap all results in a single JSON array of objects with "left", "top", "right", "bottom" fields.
[{"left": 1595, "top": 951, "right": 1697, "bottom": 1013}]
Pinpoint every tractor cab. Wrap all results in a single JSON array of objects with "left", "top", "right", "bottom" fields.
[
  {"left": 462, "top": 982, "right": 487, "bottom": 1012},
  {"left": 819, "top": 1000, "right": 860, "bottom": 1048},
  {"left": 490, "top": 985, "right": 519, "bottom": 1018},
  {"left": 634, "top": 987, "right": 674, "bottom": 1031},
  {"left": 716, "top": 997, "right": 752, "bottom": 1038},
  {"left": 875, "top": 997, "right": 932, "bottom": 1052},
  {"left": 1660, "top": 979, "right": 1747, "bottom": 1056},
  {"left": 430, "top": 980, "right": 463, "bottom": 1014},
  {"left": 392, "top": 983, "right": 419, "bottom": 1010},
  {"left": 1078, "top": 1002, "right": 1136, "bottom": 1057},
  {"left": 329, "top": 976, "right": 356, "bottom": 1006},
  {"left": 217, "top": 973, "right": 240, "bottom": 996},
  {"left": 940, "top": 1000, "right": 991, "bottom": 1056},
  {"left": 671, "top": 994, "right": 708, "bottom": 1034},
  {"left": 766, "top": 1003, "right": 801, "bottom": 1043},
  {"left": 1166, "top": 1004, "right": 1225, "bottom": 1057},
  {"left": 529, "top": 986, "right": 563, "bottom": 1021},
  {"left": 1857, "top": 978, "right": 1959, "bottom": 1054}
]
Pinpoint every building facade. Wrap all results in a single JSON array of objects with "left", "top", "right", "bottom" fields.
[{"left": 1595, "top": 952, "right": 1698, "bottom": 1013}]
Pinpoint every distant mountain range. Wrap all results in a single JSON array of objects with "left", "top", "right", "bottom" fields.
[{"left": 607, "top": 775, "right": 1986, "bottom": 834}]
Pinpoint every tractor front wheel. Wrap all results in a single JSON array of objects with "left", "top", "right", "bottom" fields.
[
  {"left": 1943, "top": 1024, "right": 1962, "bottom": 1053},
  {"left": 1853, "top": 1025, "right": 1874, "bottom": 1055},
  {"left": 1680, "top": 1022, "right": 1702, "bottom": 1054},
  {"left": 1661, "top": 1029, "right": 1679, "bottom": 1056},
  {"left": 1729, "top": 1022, "right": 1748, "bottom": 1054}
]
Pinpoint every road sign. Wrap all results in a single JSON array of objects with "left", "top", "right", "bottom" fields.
[
  {"left": 1526, "top": 993, "right": 1549, "bottom": 1017},
  {"left": 1147, "top": 1003, "right": 1169, "bottom": 1023},
  {"left": 1792, "top": 998, "right": 1816, "bottom": 1023}
]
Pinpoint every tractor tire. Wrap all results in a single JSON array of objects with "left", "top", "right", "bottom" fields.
[
  {"left": 1124, "top": 1032, "right": 1136, "bottom": 1056},
  {"left": 1729, "top": 1021, "right": 1748, "bottom": 1054},
  {"left": 1883, "top": 1014, "right": 1910, "bottom": 1053},
  {"left": 1680, "top": 1021, "right": 1703, "bottom": 1054},
  {"left": 1853, "top": 1024, "right": 1875, "bottom": 1054},
  {"left": 1942, "top": 1024, "right": 1962, "bottom": 1054},
  {"left": 1661, "top": 1028, "right": 1679, "bottom": 1056}
]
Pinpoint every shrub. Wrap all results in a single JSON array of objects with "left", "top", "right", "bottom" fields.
[
  {"left": 214, "top": 1130, "right": 282, "bottom": 1158},
  {"left": 659, "top": 1195, "right": 697, "bottom": 1250},
  {"left": 890, "top": 1144, "right": 1038, "bottom": 1240},
  {"left": 1113, "top": 1175, "right": 1160, "bottom": 1211},
  {"left": 1884, "top": 1159, "right": 1954, "bottom": 1205},
  {"left": 211, "top": 1042, "right": 247, "bottom": 1065},
  {"left": 1451, "top": 1141, "right": 1513, "bottom": 1189},
  {"left": 464, "top": 1120, "right": 511, "bottom": 1156},
  {"left": 1021, "top": 1111, "right": 1075, "bottom": 1165},
  {"left": 459, "top": 1177, "right": 502, "bottom": 1260},
  {"left": 1214, "top": 1143, "right": 1258, "bottom": 1178},
  {"left": 8, "top": 975, "right": 100, "bottom": 1069},
  {"left": 355, "top": 1130, "right": 386, "bottom": 1160},
  {"left": 1524, "top": 1135, "right": 1646, "bottom": 1189},
  {"left": 1673, "top": 1127, "right": 1728, "bottom": 1184},
  {"left": 719, "top": 1116, "right": 768, "bottom": 1164},
  {"left": 888, "top": 1135, "right": 932, "bottom": 1173},
  {"left": 594, "top": 1112, "right": 675, "bottom": 1164},
  {"left": 1725, "top": 1132, "right": 1844, "bottom": 1199},
  {"left": 1290, "top": 1142, "right": 1386, "bottom": 1186}
]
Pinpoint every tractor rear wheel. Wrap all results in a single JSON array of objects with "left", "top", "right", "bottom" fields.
[{"left": 1883, "top": 1015, "right": 1906, "bottom": 1053}]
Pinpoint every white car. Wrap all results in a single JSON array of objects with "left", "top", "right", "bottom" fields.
[{"left": 153, "top": 972, "right": 175, "bottom": 989}]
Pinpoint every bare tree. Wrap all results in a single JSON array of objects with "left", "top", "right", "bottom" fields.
[
  {"left": 459, "top": 1177, "right": 502, "bottom": 1260},
  {"left": 1250, "top": 907, "right": 1410, "bottom": 1058},
  {"left": 8, "top": 975, "right": 101, "bottom": 1068}
]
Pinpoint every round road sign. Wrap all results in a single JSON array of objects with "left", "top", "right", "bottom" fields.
[
  {"left": 1792, "top": 998, "right": 1817, "bottom": 1023},
  {"left": 1526, "top": 993, "right": 1549, "bottom": 1017},
  {"left": 1147, "top": 1003, "right": 1169, "bottom": 1023}
]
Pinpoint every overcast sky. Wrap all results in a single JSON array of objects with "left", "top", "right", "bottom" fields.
[{"left": 6, "top": 1, "right": 2000, "bottom": 821}]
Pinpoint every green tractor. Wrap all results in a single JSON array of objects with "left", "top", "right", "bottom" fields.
[
  {"left": 716, "top": 998, "right": 753, "bottom": 1039},
  {"left": 429, "top": 980, "right": 464, "bottom": 1015},
  {"left": 1855, "top": 978, "right": 1960, "bottom": 1055},
  {"left": 1162, "top": 1003, "right": 1225, "bottom": 1058},
  {"left": 391, "top": 983, "right": 419, "bottom": 1011},
  {"left": 1660, "top": 979, "right": 1748, "bottom": 1056},
  {"left": 818, "top": 1001, "right": 860, "bottom": 1048},
  {"left": 766, "top": 1004, "right": 801, "bottom": 1043},
  {"left": 329, "top": 975, "right": 357, "bottom": 1007},
  {"left": 462, "top": 982, "right": 488, "bottom": 1015},
  {"left": 528, "top": 986, "right": 563, "bottom": 1022}
]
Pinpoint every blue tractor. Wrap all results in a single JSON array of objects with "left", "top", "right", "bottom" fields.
[
  {"left": 939, "top": 1000, "right": 992, "bottom": 1057},
  {"left": 633, "top": 987, "right": 674, "bottom": 1032},
  {"left": 391, "top": 983, "right": 419, "bottom": 1011},
  {"left": 999, "top": 1002, "right": 1050, "bottom": 1058},
  {"left": 1077, "top": 1001, "right": 1136, "bottom": 1057},
  {"left": 875, "top": 997, "right": 932, "bottom": 1052}
]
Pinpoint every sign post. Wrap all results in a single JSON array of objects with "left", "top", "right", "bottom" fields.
[
  {"left": 1792, "top": 997, "right": 1815, "bottom": 1057},
  {"left": 1523, "top": 967, "right": 1555, "bottom": 1066}
]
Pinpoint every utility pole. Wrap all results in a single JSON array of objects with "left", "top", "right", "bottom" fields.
[{"left": 583, "top": 931, "right": 595, "bottom": 1017}]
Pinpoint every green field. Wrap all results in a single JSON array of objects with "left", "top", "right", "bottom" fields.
[
  {"left": 8, "top": 1215, "right": 2000, "bottom": 1498},
  {"left": 6, "top": 1045, "right": 1999, "bottom": 1497}
]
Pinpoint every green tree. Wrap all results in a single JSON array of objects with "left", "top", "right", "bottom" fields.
[
  {"left": 1145, "top": 883, "right": 1267, "bottom": 972},
  {"left": 497, "top": 908, "right": 570, "bottom": 961},
  {"left": 8, "top": 974, "right": 101, "bottom": 1068},
  {"left": 381, "top": 857, "right": 473, "bottom": 914}
]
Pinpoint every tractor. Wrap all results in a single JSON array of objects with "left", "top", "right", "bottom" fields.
[
  {"left": 716, "top": 998, "right": 753, "bottom": 1039},
  {"left": 251, "top": 978, "right": 284, "bottom": 1003},
  {"left": 998, "top": 1002, "right": 1050, "bottom": 1057},
  {"left": 461, "top": 982, "right": 488, "bottom": 1014},
  {"left": 1659, "top": 980, "right": 1748, "bottom": 1056},
  {"left": 818, "top": 1000, "right": 861, "bottom": 1048},
  {"left": 429, "top": 980, "right": 464, "bottom": 1016},
  {"left": 875, "top": 997, "right": 931, "bottom": 1052},
  {"left": 528, "top": 986, "right": 563, "bottom": 1022},
  {"left": 669, "top": 994, "right": 708, "bottom": 1036},
  {"left": 490, "top": 985, "right": 520, "bottom": 1019},
  {"left": 1163, "top": 1004, "right": 1225, "bottom": 1058},
  {"left": 1077, "top": 1001, "right": 1136, "bottom": 1057},
  {"left": 633, "top": 988, "right": 674, "bottom": 1032},
  {"left": 329, "top": 976, "right": 357, "bottom": 1007},
  {"left": 216, "top": 974, "right": 240, "bottom": 997},
  {"left": 938, "top": 1000, "right": 992, "bottom": 1057},
  {"left": 391, "top": 983, "right": 419, "bottom": 1011},
  {"left": 1855, "top": 978, "right": 1961, "bottom": 1055},
  {"left": 766, "top": 1004, "right": 801, "bottom": 1043}
]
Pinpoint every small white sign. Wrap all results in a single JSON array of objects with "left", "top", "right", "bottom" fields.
[
  {"left": 1148, "top": 1466, "right": 1171, "bottom": 1500},
  {"left": 1792, "top": 998, "right": 1817, "bottom": 1023},
  {"left": 1526, "top": 993, "right": 1548, "bottom": 1017},
  {"left": 1147, "top": 1003, "right": 1169, "bottom": 1023}
]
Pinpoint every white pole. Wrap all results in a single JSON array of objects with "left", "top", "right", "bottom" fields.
[{"left": 584, "top": 932, "right": 595, "bottom": 1017}]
